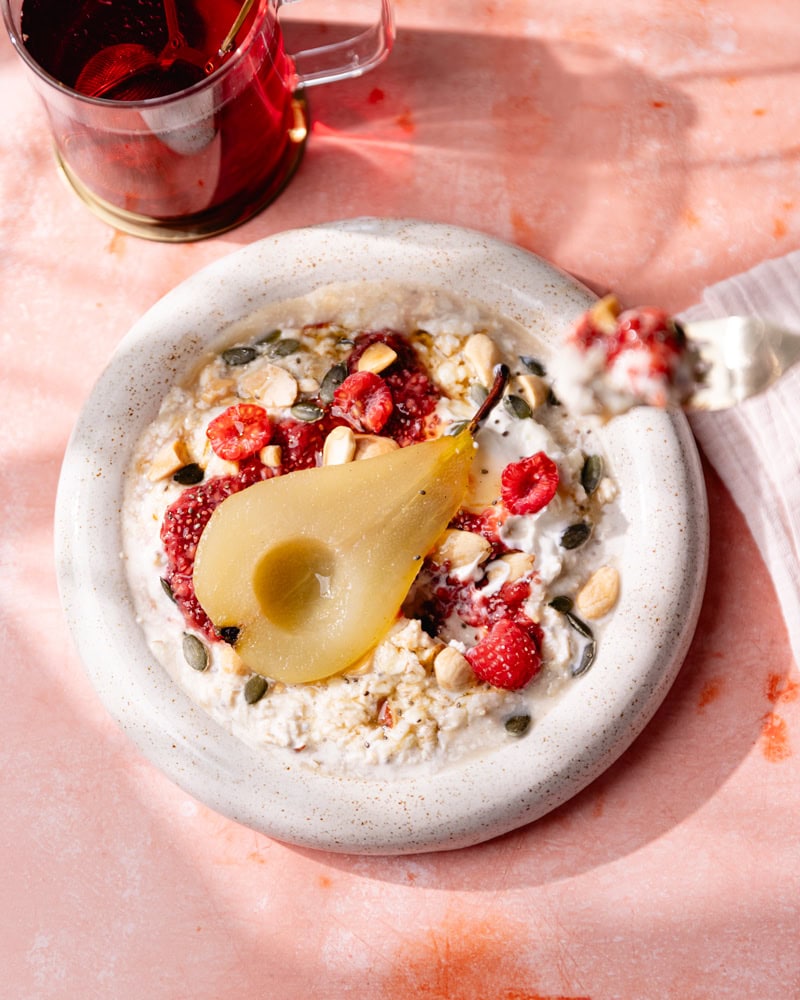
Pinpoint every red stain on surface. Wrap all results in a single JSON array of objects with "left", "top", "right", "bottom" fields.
[
  {"left": 765, "top": 673, "right": 799, "bottom": 705},
  {"left": 510, "top": 210, "right": 536, "bottom": 248},
  {"left": 378, "top": 913, "right": 591, "bottom": 999},
  {"left": 753, "top": 107, "right": 767, "bottom": 116},
  {"left": 761, "top": 712, "right": 792, "bottom": 762},
  {"left": 368, "top": 87, "right": 385, "bottom": 104},
  {"left": 651, "top": 100, "right": 669, "bottom": 109},
  {"left": 698, "top": 677, "right": 724, "bottom": 710},
  {"left": 773, "top": 217, "right": 788, "bottom": 238},
  {"left": 682, "top": 208, "right": 700, "bottom": 228},
  {"left": 318, "top": 874, "right": 333, "bottom": 889},
  {"left": 395, "top": 109, "right": 415, "bottom": 134}
]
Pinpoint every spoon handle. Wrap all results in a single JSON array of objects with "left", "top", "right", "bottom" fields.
[{"left": 219, "top": 0, "right": 257, "bottom": 55}]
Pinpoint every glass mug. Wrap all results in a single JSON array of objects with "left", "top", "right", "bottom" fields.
[{"left": 1, "top": 0, "right": 394, "bottom": 240}]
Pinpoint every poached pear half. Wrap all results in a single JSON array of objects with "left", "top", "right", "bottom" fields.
[{"left": 193, "top": 428, "right": 476, "bottom": 684}]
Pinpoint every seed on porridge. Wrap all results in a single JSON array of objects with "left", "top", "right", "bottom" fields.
[
  {"left": 580, "top": 454, "right": 604, "bottom": 496},
  {"left": 572, "top": 637, "right": 597, "bottom": 677},
  {"left": 266, "top": 338, "right": 301, "bottom": 358},
  {"left": 503, "top": 393, "right": 533, "bottom": 420},
  {"left": 160, "top": 576, "right": 176, "bottom": 603},
  {"left": 222, "top": 345, "right": 258, "bottom": 367},
  {"left": 504, "top": 714, "right": 531, "bottom": 736},
  {"left": 290, "top": 403, "right": 325, "bottom": 422},
  {"left": 549, "top": 595, "right": 573, "bottom": 613},
  {"left": 565, "top": 609, "right": 593, "bottom": 640},
  {"left": 173, "top": 463, "right": 204, "bottom": 486},
  {"left": 319, "top": 362, "right": 348, "bottom": 402},
  {"left": 256, "top": 328, "right": 282, "bottom": 345},
  {"left": 182, "top": 633, "right": 209, "bottom": 672},
  {"left": 561, "top": 522, "right": 592, "bottom": 550},
  {"left": 244, "top": 674, "right": 269, "bottom": 705},
  {"left": 520, "top": 355, "right": 546, "bottom": 377}
]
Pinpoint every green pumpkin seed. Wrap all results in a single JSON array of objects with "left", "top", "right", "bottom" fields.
[
  {"left": 172, "top": 463, "right": 204, "bottom": 486},
  {"left": 256, "top": 329, "right": 282, "bottom": 345},
  {"left": 503, "top": 393, "right": 533, "bottom": 420},
  {"left": 548, "top": 595, "right": 573, "bottom": 613},
  {"left": 160, "top": 577, "right": 176, "bottom": 603},
  {"left": 504, "top": 714, "right": 531, "bottom": 736},
  {"left": 244, "top": 675, "right": 269, "bottom": 705},
  {"left": 267, "top": 338, "right": 301, "bottom": 358},
  {"left": 561, "top": 522, "right": 591, "bottom": 549},
  {"left": 182, "top": 633, "right": 209, "bottom": 672},
  {"left": 291, "top": 402, "right": 324, "bottom": 422},
  {"left": 468, "top": 382, "right": 489, "bottom": 407},
  {"left": 565, "top": 610, "right": 593, "bottom": 639},
  {"left": 446, "top": 420, "right": 469, "bottom": 437},
  {"left": 581, "top": 454, "right": 604, "bottom": 496},
  {"left": 572, "top": 638, "right": 597, "bottom": 676},
  {"left": 520, "top": 355, "right": 546, "bottom": 377},
  {"left": 222, "top": 345, "right": 257, "bottom": 367},
  {"left": 319, "top": 362, "right": 348, "bottom": 403}
]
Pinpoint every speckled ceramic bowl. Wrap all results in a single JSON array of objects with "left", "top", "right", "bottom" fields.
[{"left": 54, "top": 219, "right": 708, "bottom": 855}]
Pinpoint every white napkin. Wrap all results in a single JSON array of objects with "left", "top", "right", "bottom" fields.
[{"left": 679, "top": 251, "right": 800, "bottom": 670}]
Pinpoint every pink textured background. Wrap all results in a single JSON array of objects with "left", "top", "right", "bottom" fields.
[{"left": 1, "top": 2, "right": 798, "bottom": 997}]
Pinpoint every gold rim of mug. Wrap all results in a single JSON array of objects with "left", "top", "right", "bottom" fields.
[{"left": 54, "top": 94, "right": 309, "bottom": 243}]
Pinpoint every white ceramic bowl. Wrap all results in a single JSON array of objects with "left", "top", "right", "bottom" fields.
[{"left": 55, "top": 219, "right": 708, "bottom": 855}]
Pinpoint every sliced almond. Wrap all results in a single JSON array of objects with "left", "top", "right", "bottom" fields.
[
  {"left": 356, "top": 342, "right": 398, "bottom": 374},
  {"left": 434, "top": 646, "right": 475, "bottom": 691},
  {"left": 322, "top": 425, "right": 356, "bottom": 466},
  {"left": 199, "top": 369, "right": 235, "bottom": 406},
  {"left": 147, "top": 439, "right": 191, "bottom": 481},
  {"left": 260, "top": 444, "right": 282, "bottom": 468},
  {"left": 576, "top": 565, "right": 620, "bottom": 620},
  {"left": 513, "top": 373, "right": 549, "bottom": 411},
  {"left": 463, "top": 332, "right": 501, "bottom": 387},
  {"left": 429, "top": 528, "right": 492, "bottom": 570},
  {"left": 353, "top": 434, "right": 399, "bottom": 461},
  {"left": 238, "top": 363, "right": 298, "bottom": 408},
  {"left": 588, "top": 294, "right": 621, "bottom": 334}
]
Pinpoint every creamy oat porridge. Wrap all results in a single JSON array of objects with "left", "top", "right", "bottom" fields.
[{"left": 122, "top": 281, "right": 622, "bottom": 776}]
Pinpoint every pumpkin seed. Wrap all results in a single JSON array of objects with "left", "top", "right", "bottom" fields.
[
  {"left": 547, "top": 388, "right": 560, "bottom": 406},
  {"left": 319, "top": 362, "right": 347, "bottom": 403},
  {"left": 468, "top": 382, "right": 489, "bottom": 407},
  {"left": 548, "top": 595, "right": 573, "bottom": 613},
  {"left": 244, "top": 675, "right": 269, "bottom": 705},
  {"left": 572, "top": 638, "right": 597, "bottom": 676},
  {"left": 446, "top": 420, "right": 469, "bottom": 437},
  {"left": 561, "top": 522, "right": 591, "bottom": 549},
  {"left": 580, "top": 454, "right": 604, "bottom": 496},
  {"left": 520, "top": 355, "right": 546, "bottom": 377},
  {"left": 182, "top": 633, "right": 209, "bottom": 672},
  {"left": 267, "top": 337, "right": 301, "bottom": 358},
  {"left": 172, "top": 463, "right": 204, "bottom": 486},
  {"left": 503, "top": 393, "right": 533, "bottom": 420},
  {"left": 565, "top": 610, "right": 594, "bottom": 639},
  {"left": 222, "top": 345, "right": 257, "bottom": 367},
  {"left": 504, "top": 714, "right": 531, "bottom": 736},
  {"left": 160, "top": 577, "right": 176, "bottom": 603},
  {"left": 291, "top": 402, "right": 324, "bottom": 422},
  {"left": 256, "top": 329, "right": 282, "bottom": 345},
  {"left": 219, "top": 626, "right": 240, "bottom": 645}
]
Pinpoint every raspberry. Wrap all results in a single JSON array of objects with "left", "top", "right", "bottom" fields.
[
  {"left": 501, "top": 452, "right": 559, "bottom": 516},
  {"left": 160, "top": 460, "right": 271, "bottom": 638},
  {"left": 611, "top": 307, "right": 684, "bottom": 373},
  {"left": 272, "top": 418, "right": 326, "bottom": 472},
  {"left": 206, "top": 404, "right": 272, "bottom": 461},
  {"left": 332, "top": 371, "right": 394, "bottom": 434},
  {"left": 466, "top": 618, "right": 543, "bottom": 690}
]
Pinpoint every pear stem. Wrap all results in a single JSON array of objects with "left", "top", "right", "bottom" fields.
[{"left": 469, "top": 364, "right": 510, "bottom": 435}]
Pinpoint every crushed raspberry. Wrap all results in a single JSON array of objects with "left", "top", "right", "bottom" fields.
[
  {"left": 466, "top": 618, "right": 543, "bottom": 690},
  {"left": 501, "top": 452, "right": 559, "bottom": 516},
  {"left": 347, "top": 331, "right": 439, "bottom": 444},
  {"left": 206, "top": 404, "right": 272, "bottom": 461},
  {"left": 160, "top": 460, "right": 272, "bottom": 638},
  {"left": 272, "top": 418, "right": 326, "bottom": 472},
  {"left": 332, "top": 371, "right": 394, "bottom": 434},
  {"left": 568, "top": 306, "right": 685, "bottom": 375}
]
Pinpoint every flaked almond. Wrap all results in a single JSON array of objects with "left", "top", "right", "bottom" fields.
[
  {"left": 576, "top": 565, "right": 620, "bottom": 620},
  {"left": 464, "top": 332, "right": 501, "bottom": 387},
  {"left": 199, "top": 369, "right": 235, "bottom": 405},
  {"left": 322, "top": 425, "right": 356, "bottom": 466},
  {"left": 434, "top": 646, "right": 475, "bottom": 691},
  {"left": 513, "top": 373, "right": 549, "bottom": 411},
  {"left": 429, "top": 528, "right": 492, "bottom": 570},
  {"left": 238, "top": 363, "right": 298, "bottom": 408},
  {"left": 260, "top": 444, "right": 282, "bottom": 468},
  {"left": 353, "top": 434, "right": 399, "bottom": 461},
  {"left": 356, "top": 342, "right": 398, "bottom": 374},
  {"left": 147, "top": 438, "right": 192, "bottom": 481}
]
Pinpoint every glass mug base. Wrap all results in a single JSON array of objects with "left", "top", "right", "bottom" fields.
[{"left": 55, "top": 93, "right": 309, "bottom": 243}]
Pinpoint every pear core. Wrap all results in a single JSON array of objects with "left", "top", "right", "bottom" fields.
[{"left": 192, "top": 429, "right": 475, "bottom": 684}]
